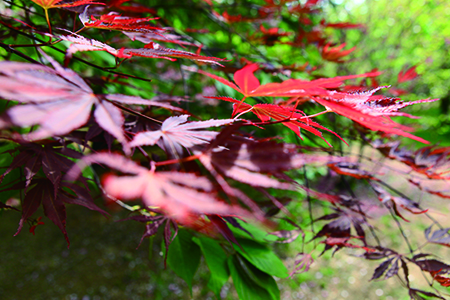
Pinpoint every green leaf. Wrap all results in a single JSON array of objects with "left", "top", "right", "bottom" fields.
[
  {"left": 193, "top": 237, "right": 229, "bottom": 299},
  {"left": 228, "top": 255, "right": 279, "bottom": 300},
  {"left": 229, "top": 219, "right": 272, "bottom": 242},
  {"left": 233, "top": 239, "right": 288, "bottom": 278},
  {"left": 167, "top": 229, "right": 201, "bottom": 292}
]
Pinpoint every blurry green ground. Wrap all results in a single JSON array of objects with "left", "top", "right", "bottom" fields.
[{"left": 2, "top": 191, "right": 449, "bottom": 300}]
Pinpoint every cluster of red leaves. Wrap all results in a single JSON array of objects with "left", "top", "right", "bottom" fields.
[{"left": 194, "top": 63, "right": 435, "bottom": 144}]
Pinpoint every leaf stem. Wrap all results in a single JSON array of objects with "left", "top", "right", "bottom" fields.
[
  {"left": 44, "top": 8, "right": 52, "bottom": 38},
  {"left": 155, "top": 154, "right": 201, "bottom": 167}
]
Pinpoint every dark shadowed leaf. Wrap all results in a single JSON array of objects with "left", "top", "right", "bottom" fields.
[
  {"left": 385, "top": 258, "right": 400, "bottom": 279},
  {"left": 370, "top": 258, "right": 394, "bottom": 281},
  {"left": 228, "top": 255, "right": 279, "bottom": 300},
  {"left": 414, "top": 259, "right": 450, "bottom": 273},
  {"left": 14, "top": 180, "right": 45, "bottom": 236}
]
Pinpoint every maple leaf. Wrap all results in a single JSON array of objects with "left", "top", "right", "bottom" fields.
[
  {"left": 371, "top": 183, "right": 428, "bottom": 222},
  {"left": 13, "top": 176, "right": 108, "bottom": 247},
  {"left": 123, "top": 42, "right": 227, "bottom": 66},
  {"left": 372, "top": 141, "right": 450, "bottom": 179},
  {"left": 321, "top": 43, "right": 356, "bottom": 63},
  {"left": 0, "top": 141, "right": 108, "bottom": 245},
  {"left": 130, "top": 115, "right": 237, "bottom": 153},
  {"left": 122, "top": 213, "right": 177, "bottom": 249},
  {"left": 32, "top": 0, "right": 102, "bottom": 10},
  {"left": 398, "top": 66, "right": 418, "bottom": 83},
  {"left": 80, "top": 9, "right": 163, "bottom": 33},
  {"left": 0, "top": 140, "right": 85, "bottom": 191},
  {"left": 193, "top": 63, "right": 381, "bottom": 100},
  {"left": 66, "top": 153, "right": 243, "bottom": 222},
  {"left": 250, "top": 25, "right": 292, "bottom": 46},
  {"left": 212, "top": 11, "right": 267, "bottom": 23},
  {"left": 320, "top": 19, "right": 365, "bottom": 29},
  {"left": 312, "top": 89, "right": 437, "bottom": 143},
  {"left": 195, "top": 63, "right": 433, "bottom": 144},
  {"left": 58, "top": 33, "right": 132, "bottom": 59},
  {"left": 0, "top": 59, "right": 184, "bottom": 153},
  {"left": 321, "top": 236, "right": 372, "bottom": 255},
  {"left": 207, "top": 96, "right": 345, "bottom": 146},
  {"left": 425, "top": 225, "right": 450, "bottom": 248},
  {"left": 290, "top": 252, "right": 314, "bottom": 276},
  {"left": 328, "top": 162, "right": 380, "bottom": 181},
  {"left": 194, "top": 129, "right": 343, "bottom": 190},
  {"left": 123, "top": 31, "right": 199, "bottom": 48}
]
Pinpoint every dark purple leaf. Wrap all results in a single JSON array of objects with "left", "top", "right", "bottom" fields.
[
  {"left": 414, "top": 259, "right": 450, "bottom": 273},
  {"left": 164, "top": 220, "right": 178, "bottom": 266},
  {"left": 0, "top": 150, "right": 35, "bottom": 185},
  {"left": 41, "top": 182, "right": 69, "bottom": 247},
  {"left": 24, "top": 155, "right": 42, "bottom": 189},
  {"left": 412, "top": 253, "right": 432, "bottom": 261},
  {"left": 385, "top": 258, "right": 399, "bottom": 279},
  {"left": 370, "top": 258, "right": 394, "bottom": 281},
  {"left": 314, "top": 216, "right": 351, "bottom": 239},
  {"left": 223, "top": 216, "right": 253, "bottom": 238},
  {"left": 209, "top": 215, "right": 242, "bottom": 250},
  {"left": 15, "top": 181, "right": 45, "bottom": 236},
  {"left": 400, "top": 259, "right": 410, "bottom": 286},
  {"left": 290, "top": 252, "right": 314, "bottom": 276},
  {"left": 137, "top": 217, "right": 167, "bottom": 248},
  {"left": 60, "top": 182, "right": 109, "bottom": 217}
]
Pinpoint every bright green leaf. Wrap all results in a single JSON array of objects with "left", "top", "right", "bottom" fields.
[
  {"left": 233, "top": 239, "right": 288, "bottom": 278},
  {"left": 193, "top": 237, "right": 229, "bottom": 299},
  {"left": 167, "top": 229, "right": 201, "bottom": 292}
]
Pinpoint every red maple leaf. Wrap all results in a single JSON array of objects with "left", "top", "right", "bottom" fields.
[
  {"left": 67, "top": 153, "right": 244, "bottom": 222},
  {"left": 80, "top": 10, "right": 162, "bottom": 33},
  {"left": 398, "top": 65, "right": 418, "bottom": 83},
  {"left": 193, "top": 63, "right": 381, "bottom": 100},
  {"left": 32, "top": 0, "right": 102, "bottom": 10},
  {"left": 250, "top": 24, "right": 292, "bottom": 45},
  {"left": 312, "top": 88, "right": 437, "bottom": 143},
  {"left": 207, "top": 96, "right": 345, "bottom": 146},
  {"left": 123, "top": 42, "right": 227, "bottom": 66},
  {"left": 320, "top": 19, "right": 365, "bottom": 30},
  {"left": 321, "top": 43, "right": 356, "bottom": 63},
  {"left": 195, "top": 64, "right": 434, "bottom": 143}
]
